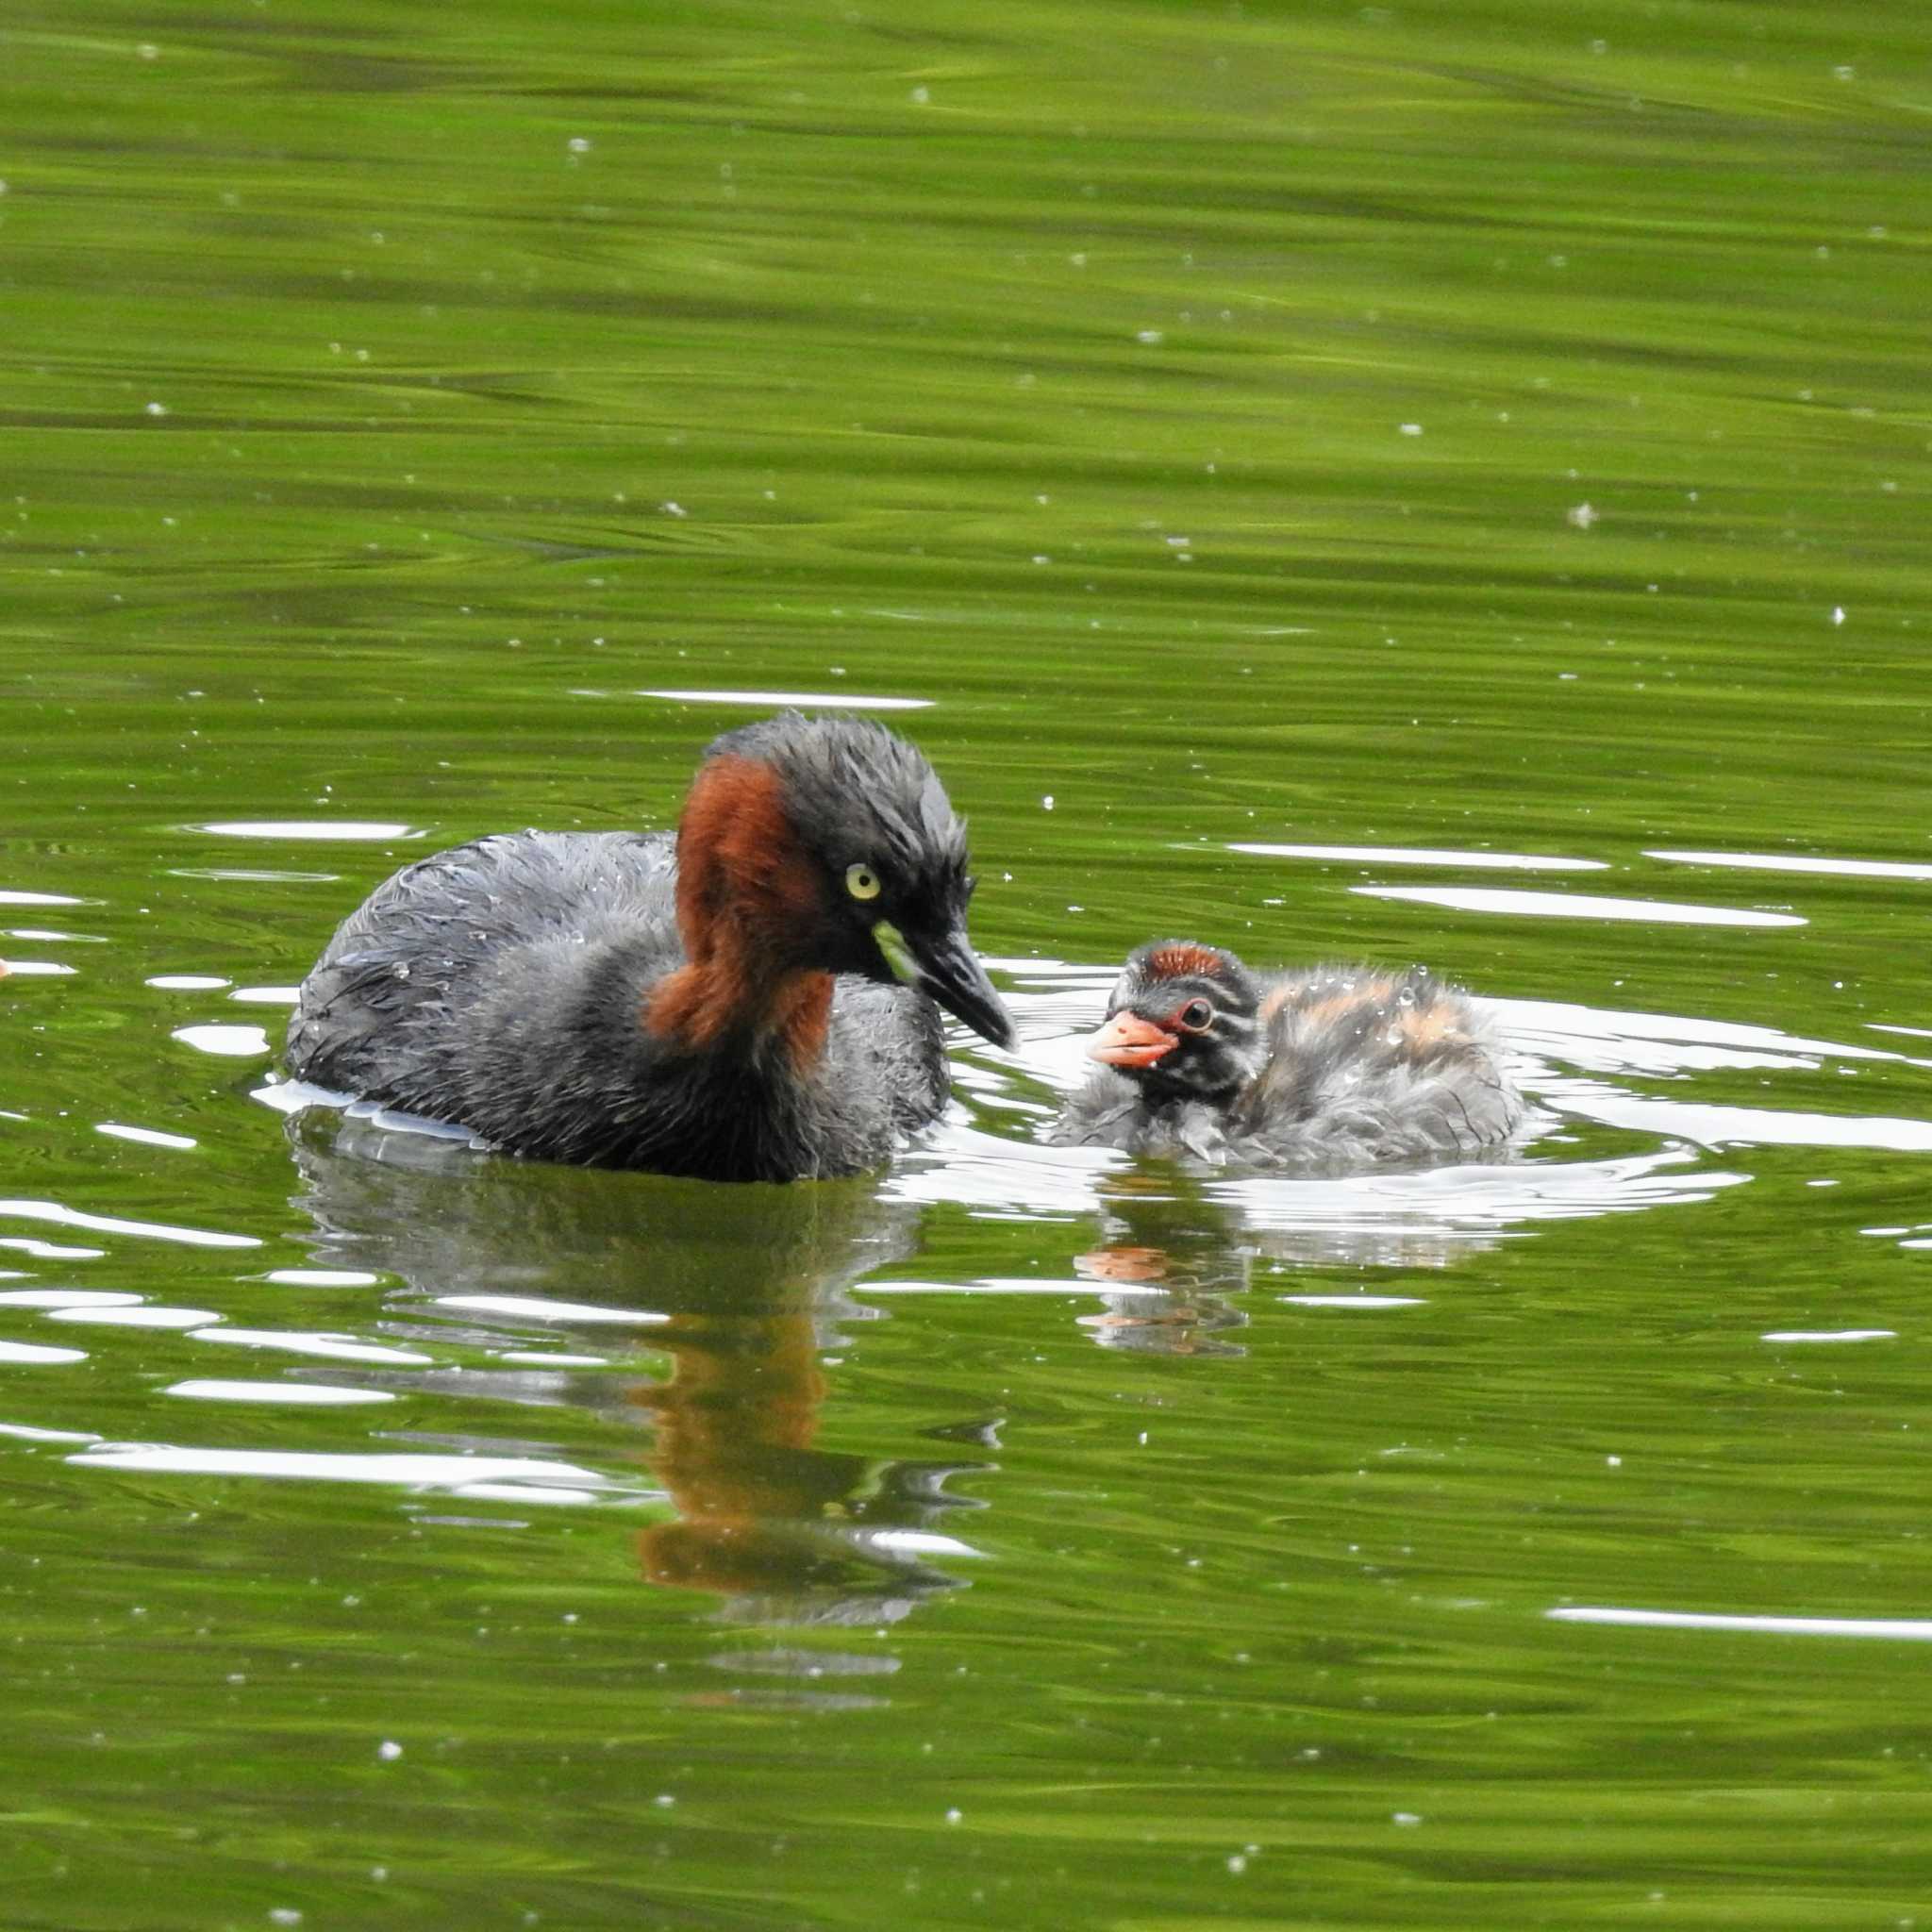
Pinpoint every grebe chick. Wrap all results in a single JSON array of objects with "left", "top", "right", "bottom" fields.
[
  {"left": 1052, "top": 940, "right": 1524, "bottom": 1169},
  {"left": 286, "top": 712, "right": 1014, "bottom": 1182}
]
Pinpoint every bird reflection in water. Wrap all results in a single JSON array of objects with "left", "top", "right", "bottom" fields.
[
  {"left": 1061, "top": 1137, "right": 1534, "bottom": 1350},
  {"left": 1069, "top": 1170, "right": 1252, "bottom": 1357},
  {"left": 631, "top": 1290, "right": 988, "bottom": 1627},
  {"left": 286, "top": 1115, "right": 991, "bottom": 1641}
]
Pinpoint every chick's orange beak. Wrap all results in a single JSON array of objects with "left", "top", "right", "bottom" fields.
[{"left": 1086, "top": 1010, "right": 1175, "bottom": 1070}]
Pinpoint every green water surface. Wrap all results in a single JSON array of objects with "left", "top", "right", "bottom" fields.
[{"left": 5, "top": 3, "right": 1932, "bottom": 1926}]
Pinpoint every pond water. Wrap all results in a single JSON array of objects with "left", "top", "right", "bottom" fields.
[{"left": 6, "top": 3, "right": 1932, "bottom": 1925}]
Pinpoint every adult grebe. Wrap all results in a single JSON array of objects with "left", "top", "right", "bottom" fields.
[{"left": 287, "top": 712, "right": 1014, "bottom": 1180}]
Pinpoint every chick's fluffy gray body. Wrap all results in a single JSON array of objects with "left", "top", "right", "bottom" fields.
[{"left": 1057, "top": 961, "right": 1523, "bottom": 1171}]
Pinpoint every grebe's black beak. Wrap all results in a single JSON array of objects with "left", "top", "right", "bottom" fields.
[{"left": 876, "top": 920, "right": 1016, "bottom": 1051}]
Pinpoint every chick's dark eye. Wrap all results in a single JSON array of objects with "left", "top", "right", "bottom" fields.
[{"left": 1177, "top": 999, "right": 1213, "bottom": 1031}]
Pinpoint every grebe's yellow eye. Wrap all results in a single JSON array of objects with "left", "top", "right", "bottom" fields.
[{"left": 845, "top": 863, "right": 882, "bottom": 901}]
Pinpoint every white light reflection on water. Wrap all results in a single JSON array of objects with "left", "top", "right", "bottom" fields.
[
  {"left": 631, "top": 688, "right": 931, "bottom": 710},
  {"left": 1495, "top": 997, "right": 1928, "bottom": 1077},
  {"left": 1534, "top": 1082, "right": 1932, "bottom": 1154},
  {"left": 890, "top": 1126, "right": 1741, "bottom": 1262},
  {"left": 191, "top": 1328, "right": 431, "bottom": 1366},
  {"left": 1354, "top": 885, "right": 1806, "bottom": 927},
  {"left": 0, "top": 1290, "right": 140, "bottom": 1308},
  {"left": 68, "top": 1441, "right": 656, "bottom": 1505},
  {"left": 1550, "top": 1606, "right": 1932, "bottom": 1641},
  {"left": 1231, "top": 841, "right": 1606, "bottom": 872},
  {"left": 1484, "top": 995, "right": 1932, "bottom": 1152},
  {"left": 863, "top": 1528, "right": 985, "bottom": 1561},
  {"left": 1648, "top": 848, "right": 1932, "bottom": 882},
  {"left": 0, "top": 1199, "right": 259, "bottom": 1249},
  {"left": 253, "top": 1079, "right": 486, "bottom": 1148},
  {"left": 195, "top": 821, "right": 421, "bottom": 841},
  {"left": 95, "top": 1122, "right": 197, "bottom": 1151},
  {"left": 435, "top": 1294, "right": 670, "bottom": 1325},
  {"left": 173, "top": 1023, "right": 272, "bottom": 1058},
  {"left": 46, "top": 1305, "right": 218, "bottom": 1329},
  {"left": 1212, "top": 1149, "right": 1741, "bottom": 1248},
  {"left": 168, "top": 868, "right": 341, "bottom": 885},
  {"left": 443, "top": 1482, "right": 601, "bottom": 1507},
  {"left": 166, "top": 1379, "right": 396, "bottom": 1406},
  {"left": 1760, "top": 1329, "right": 1895, "bottom": 1344},
  {"left": 863, "top": 1275, "right": 1104, "bottom": 1298},
  {"left": 1278, "top": 1294, "right": 1426, "bottom": 1308}
]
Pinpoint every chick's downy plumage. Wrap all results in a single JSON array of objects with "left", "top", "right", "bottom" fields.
[
  {"left": 1052, "top": 940, "right": 1524, "bottom": 1170},
  {"left": 285, "top": 712, "right": 1012, "bottom": 1181}
]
